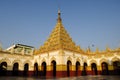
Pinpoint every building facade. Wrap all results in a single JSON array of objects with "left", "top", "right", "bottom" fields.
[{"left": 0, "top": 10, "right": 120, "bottom": 77}]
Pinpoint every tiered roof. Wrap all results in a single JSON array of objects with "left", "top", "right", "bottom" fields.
[{"left": 35, "top": 10, "right": 84, "bottom": 54}]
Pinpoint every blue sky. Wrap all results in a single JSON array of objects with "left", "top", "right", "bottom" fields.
[{"left": 0, "top": 0, "right": 120, "bottom": 51}]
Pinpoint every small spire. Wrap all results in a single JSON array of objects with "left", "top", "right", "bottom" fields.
[
  {"left": 57, "top": 9, "right": 62, "bottom": 23},
  {"left": 58, "top": 9, "right": 60, "bottom": 14}
]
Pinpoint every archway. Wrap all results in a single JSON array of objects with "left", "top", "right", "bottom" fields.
[
  {"left": 91, "top": 63, "right": 98, "bottom": 75},
  {"left": 76, "top": 61, "right": 80, "bottom": 76},
  {"left": 13, "top": 63, "right": 19, "bottom": 76},
  {"left": 67, "top": 60, "right": 72, "bottom": 77},
  {"left": 81, "top": 62, "right": 87, "bottom": 75},
  {"left": 34, "top": 63, "right": 38, "bottom": 76},
  {"left": 51, "top": 60, "right": 56, "bottom": 77},
  {"left": 0, "top": 62, "right": 7, "bottom": 76},
  {"left": 113, "top": 61, "right": 120, "bottom": 75},
  {"left": 24, "top": 63, "right": 29, "bottom": 76},
  {"left": 101, "top": 62, "right": 109, "bottom": 75},
  {"left": 41, "top": 62, "right": 46, "bottom": 76}
]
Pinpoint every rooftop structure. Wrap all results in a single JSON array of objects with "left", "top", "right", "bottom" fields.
[
  {"left": 36, "top": 10, "right": 84, "bottom": 54},
  {"left": 5, "top": 44, "right": 34, "bottom": 55}
]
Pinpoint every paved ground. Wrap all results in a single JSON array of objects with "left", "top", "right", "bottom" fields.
[{"left": 0, "top": 75, "right": 120, "bottom": 80}]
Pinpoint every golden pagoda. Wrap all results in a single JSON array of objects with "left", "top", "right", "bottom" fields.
[{"left": 36, "top": 10, "right": 83, "bottom": 54}]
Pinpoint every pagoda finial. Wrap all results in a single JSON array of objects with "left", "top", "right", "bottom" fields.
[
  {"left": 58, "top": 9, "right": 60, "bottom": 14},
  {"left": 57, "top": 9, "right": 62, "bottom": 23}
]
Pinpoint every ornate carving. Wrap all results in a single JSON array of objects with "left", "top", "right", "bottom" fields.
[
  {"left": 104, "top": 53, "right": 114, "bottom": 57},
  {"left": 94, "top": 54, "right": 102, "bottom": 59},
  {"left": 99, "top": 58, "right": 108, "bottom": 64},
  {"left": 89, "top": 59, "right": 97, "bottom": 65},
  {"left": 111, "top": 57, "right": 119, "bottom": 62},
  {"left": 116, "top": 52, "right": 120, "bottom": 56}
]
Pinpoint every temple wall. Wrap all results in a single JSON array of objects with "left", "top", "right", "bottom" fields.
[{"left": 0, "top": 50, "right": 120, "bottom": 77}]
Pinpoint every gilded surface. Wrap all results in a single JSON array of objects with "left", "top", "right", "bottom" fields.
[{"left": 35, "top": 10, "right": 84, "bottom": 54}]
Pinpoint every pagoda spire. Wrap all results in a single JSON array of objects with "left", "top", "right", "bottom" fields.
[{"left": 57, "top": 9, "right": 62, "bottom": 23}]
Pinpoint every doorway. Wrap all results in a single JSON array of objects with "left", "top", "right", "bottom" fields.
[
  {"left": 101, "top": 62, "right": 109, "bottom": 75},
  {"left": 51, "top": 60, "right": 56, "bottom": 77},
  {"left": 13, "top": 63, "right": 19, "bottom": 76},
  {"left": 76, "top": 61, "right": 80, "bottom": 76},
  {"left": 0, "top": 62, "right": 7, "bottom": 76},
  {"left": 24, "top": 63, "right": 29, "bottom": 76},
  {"left": 67, "top": 60, "right": 72, "bottom": 77},
  {"left": 91, "top": 63, "right": 98, "bottom": 75},
  {"left": 41, "top": 62, "right": 46, "bottom": 76}
]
